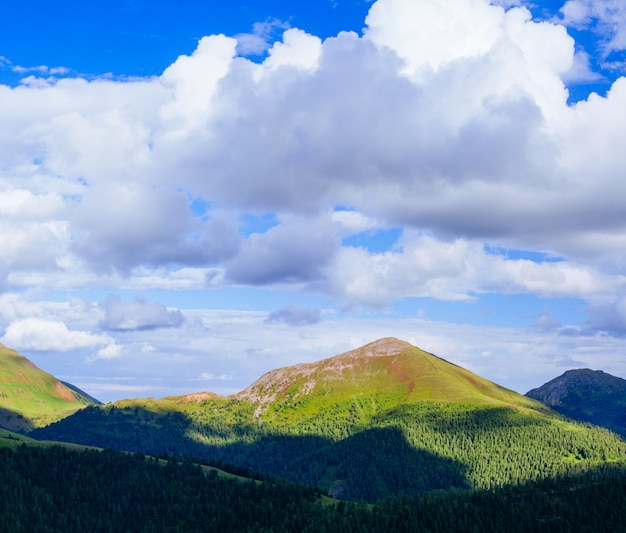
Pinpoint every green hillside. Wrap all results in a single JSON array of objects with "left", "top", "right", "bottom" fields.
[
  {"left": 32, "top": 338, "right": 626, "bottom": 502},
  {"left": 0, "top": 343, "right": 98, "bottom": 432}
]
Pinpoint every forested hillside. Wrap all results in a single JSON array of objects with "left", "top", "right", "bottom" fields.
[
  {"left": 1, "top": 444, "right": 626, "bottom": 532},
  {"left": 527, "top": 369, "right": 626, "bottom": 437}
]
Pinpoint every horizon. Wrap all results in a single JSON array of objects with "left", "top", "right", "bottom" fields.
[{"left": 2, "top": 0, "right": 626, "bottom": 403}]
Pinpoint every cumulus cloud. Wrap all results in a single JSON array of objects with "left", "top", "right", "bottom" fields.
[
  {"left": 70, "top": 185, "right": 241, "bottom": 273},
  {"left": 235, "top": 19, "right": 291, "bottom": 56},
  {"left": 561, "top": 0, "right": 626, "bottom": 55},
  {"left": 561, "top": 49, "right": 605, "bottom": 83},
  {"left": 332, "top": 210, "right": 381, "bottom": 237},
  {"left": 99, "top": 295, "right": 184, "bottom": 331},
  {"left": 324, "top": 233, "right": 623, "bottom": 307},
  {"left": 266, "top": 305, "right": 322, "bottom": 326},
  {"left": 160, "top": 34, "right": 236, "bottom": 127},
  {"left": 225, "top": 215, "right": 340, "bottom": 285},
  {"left": 94, "top": 343, "right": 125, "bottom": 360},
  {"left": 261, "top": 28, "right": 322, "bottom": 73},
  {"left": 1, "top": 0, "right": 626, "bottom": 309},
  {"left": 582, "top": 295, "right": 626, "bottom": 337},
  {"left": 1, "top": 318, "right": 112, "bottom": 351}
]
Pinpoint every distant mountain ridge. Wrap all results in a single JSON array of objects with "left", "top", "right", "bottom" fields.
[
  {"left": 526, "top": 368, "right": 626, "bottom": 437},
  {"left": 0, "top": 343, "right": 99, "bottom": 432}
]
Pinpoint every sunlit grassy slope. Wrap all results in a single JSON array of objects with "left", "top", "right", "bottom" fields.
[
  {"left": 105, "top": 337, "right": 549, "bottom": 434},
  {"left": 0, "top": 344, "right": 97, "bottom": 431},
  {"left": 231, "top": 337, "right": 547, "bottom": 426}
]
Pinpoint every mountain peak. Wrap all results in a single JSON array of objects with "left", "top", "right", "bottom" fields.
[
  {"left": 234, "top": 338, "right": 540, "bottom": 420},
  {"left": 343, "top": 337, "right": 413, "bottom": 358},
  {"left": 234, "top": 338, "right": 415, "bottom": 406},
  {"left": 526, "top": 368, "right": 626, "bottom": 436},
  {"left": 527, "top": 368, "right": 626, "bottom": 404}
]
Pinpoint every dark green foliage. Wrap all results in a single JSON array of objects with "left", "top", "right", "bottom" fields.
[
  {"left": 374, "top": 464, "right": 626, "bottom": 533},
  {"left": 2, "top": 444, "right": 626, "bottom": 532},
  {"left": 0, "top": 445, "right": 348, "bottom": 532},
  {"left": 527, "top": 369, "right": 626, "bottom": 437},
  {"left": 32, "top": 401, "right": 626, "bottom": 503}
]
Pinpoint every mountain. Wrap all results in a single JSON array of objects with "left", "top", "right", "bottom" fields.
[
  {"left": 526, "top": 368, "right": 626, "bottom": 437},
  {"left": 0, "top": 343, "right": 100, "bottom": 432},
  {"left": 32, "top": 338, "right": 626, "bottom": 502},
  {"left": 235, "top": 337, "right": 545, "bottom": 420}
]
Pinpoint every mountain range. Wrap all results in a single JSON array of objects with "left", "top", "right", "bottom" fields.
[
  {"left": 30, "top": 337, "right": 626, "bottom": 502},
  {"left": 4, "top": 336, "right": 626, "bottom": 529}
]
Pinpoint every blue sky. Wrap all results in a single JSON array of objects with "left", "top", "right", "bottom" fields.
[{"left": 2, "top": 0, "right": 626, "bottom": 402}]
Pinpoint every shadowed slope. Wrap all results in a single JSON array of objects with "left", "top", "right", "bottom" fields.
[{"left": 527, "top": 368, "right": 626, "bottom": 436}]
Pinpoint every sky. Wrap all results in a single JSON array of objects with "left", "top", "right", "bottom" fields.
[{"left": 1, "top": 0, "right": 626, "bottom": 403}]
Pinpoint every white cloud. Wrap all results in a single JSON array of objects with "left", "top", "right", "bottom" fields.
[
  {"left": 159, "top": 34, "right": 237, "bottom": 128},
  {"left": 199, "top": 372, "right": 234, "bottom": 381},
  {"left": 70, "top": 184, "right": 240, "bottom": 273},
  {"left": 225, "top": 215, "right": 340, "bottom": 285},
  {"left": 561, "top": 49, "right": 604, "bottom": 84},
  {"left": 235, "top": 19, "right": 291, "bottom": 56},
  {"left": 561, "top": 0, "right": 626, "bottom": 54},
  {"left": 0, "top": 2, "right": 614, "bottom": 282},
  {"left": 325, "top": 234, "right": 624, "bottom": 307},
  {"left": 332, "top": 210, "right": 380, "bottom": 237},
  {"left": 99, "top": 294, "right": 184, "bottom": 331},
  {"left": 262, "top": 28, "right": 322, "bottom": 73},
  {"left": 94, "top": 343, "right": 125, "bottom": 360},
  {"left": 582, "top": 295, "right": 626, "bottom": 336},
  {"left": 1, "top": 317, "right": 112, "bottom": 351},
  {"left": 266, "top": 305, "right": 322, "bottom": 326},
  {"left": 0, "top": 189, "right": 64, "bottom": 219},
  {"left": 365, "top": 0, "right": 504, "bottom": 77}
]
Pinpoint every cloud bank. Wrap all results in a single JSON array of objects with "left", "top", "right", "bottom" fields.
[
  {"left": 2, "top": 0, "right": 626, "bottom": 400},
  {"left": 2, "top": 0, "right": 625, "bottom": 306}
]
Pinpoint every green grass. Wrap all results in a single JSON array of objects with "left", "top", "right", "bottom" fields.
[
  {"left": 227, "top": 339, "right": 551, "bottom": 431},
  {"left": 0, "top": 344, "right": 95, "bottom": 431}
]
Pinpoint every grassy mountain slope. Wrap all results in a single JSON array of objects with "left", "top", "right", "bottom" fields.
[
  {"left": 0, "top": 343, "right": 98, "bottom": 432},
  {"left": 527, "top": 368, "right": 626, "bottom": 437},
  {"left": 234, "top": 338, "right": 546, "bottom": 426},
  {"left": 32, "top": 338, "right": 626, "bottom": 501}
]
